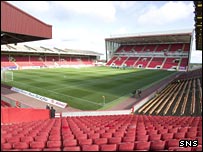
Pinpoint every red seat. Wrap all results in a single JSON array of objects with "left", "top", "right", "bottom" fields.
[
  {"left": 1, "top": 137, "right": 6, "bottom": 144},
  {"left": 13, "top": 142, "right": 29, "bottom": 149},
  {"left": 161, "top": 133, "right": 174, "bottom": 140},
  {"left": 63, "top": 146, "right": 80, "bottom": 151},
  {"left": 158, "top": 129, "right": 168, "bottom": 134},
  {"left": 47, "top": 141, "right": 61, "bottom": 148},
  {"left": 186, "top": 132, "right": 197, "bottom": 138},
  {"left": 123, "top": 136, "right": 135, "bottom": 142},
  {"left": 30, "top": 141, "right": 45, "bottom": 149},
  {"left": 88, "top": 133, "right": 100, "bottom": 139},
  {"left": 108, "top": 137, "right": 122, "bottom": 144},
  {"left": 136, "top": 135, "right": 149, "bottom": 141},
  {"left": 188, "top": 127, "right": 197, "bottom": 132},
  {"left": 1, "top": 143, "right": 12, "bottom": 150},
  {"left": 94, "top": 138, "right": 108, "bottom": 145},
  {"left": 135, "top": 141, "right": 150, "bottom": 150},
  {"left": 192, "top": 146, "right": 202, "bottom": 151},
  {"left": 149, "top": 134, "right": 161, "bottom": 141},
  {"left": 22, "top": 149, "right": 42, "bottom": 151},
  {"left": 197, "top": 131, "right": 202, "bottom": 137},
  {"left": 118, "top": 142, "right": 134, "bottom": 151},
  {"left": 174, "top": 132, "right": 185, "bottom": 139},
  {"left": 79, "top": 139, "right": 92, "bottom": 145},
  {"left": 43, "top": 148, "right": 61, "bottom": 151},
  {"left": 20, "top": 136, "right": 34, "bottom": 143},
  {"left": 100, "top": 144, "right": 117, "bottom": 151},
  {"left": 7, "top": 137, "right": 20, "bottom": 144},
  {"left": 178, "top": 127, "right": 188, "bottom": 132},
  {"left": 101, "top": 132, "right": 112, "bottom": 138},
  {"left": 196, "top": 137, "right": 202, "bottom": 145},
  {"left": 150, "top": 141, "right": 165, "bottom": 151},
  {"left": 48, "top": 135, "right": 61, "bottom": 141},
  {"left": 136, "top": 130, "right": 147, "bottom": 135},
  {"left": 168, "top": 128, "right": 178, "bottom": 133},
  {"left": 34, "top": 136, "right": 47, "bottom": 142},
  {"left": 166, "top": 139, "right": 179, "bottom": 148},
  {"left": 113, "top": 132, "right": 124, "bottom": 137},
  {"left": 168, "top": 147, "right": 192, "bottom": 151},
  {"left": 82, "top": 145, "right": 99, "bottom": 151},
  {"left": 63, "top": 139, "right": 77, "bottom": 147},
  {"left": 147, "top": 130, "right": 158, "bottom": 135}
]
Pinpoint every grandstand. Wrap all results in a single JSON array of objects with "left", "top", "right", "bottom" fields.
[
  {"left": 1, "top": 1, "right": 202, "bottom": 151},
  {"left": 1, "top": 44, "right": 102, "bottom": 70},
  {"left": 105, "top": 30, "right": 192, "bottom": 71}
]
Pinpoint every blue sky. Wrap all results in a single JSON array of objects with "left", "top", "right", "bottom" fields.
[{"left": 7, "top": 1, "right": 202, "bottom": 63}]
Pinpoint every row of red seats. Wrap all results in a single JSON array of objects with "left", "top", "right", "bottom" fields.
[{"left": 1, "top": 115, "right": 202, "bottom": 151}]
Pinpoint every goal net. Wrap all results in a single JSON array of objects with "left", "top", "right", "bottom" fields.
[{"left": 1, "top": 70, "right": 13, "bottom": 82}]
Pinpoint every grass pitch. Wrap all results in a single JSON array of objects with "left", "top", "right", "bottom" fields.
[{"left": 2, "top": 67, "right": 176, "bottom": 110}]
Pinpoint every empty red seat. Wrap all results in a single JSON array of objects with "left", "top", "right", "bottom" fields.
[
  {"left": 43, "top": 148, "right": 61, "bottom": 151},
  {"left": 88, "top": 133, "right": 100, "bottom": 139},
  {"left": 82, "top": 145, "right": 99, "bottom": 151},
  {"left": 108, "top": 137, "right": 122, "bottom": 144},
  {"left": 188, "top": 127, "right": 197, "bottom": 132},
  {"left": 100, "top": 144, "right": 117, "bottom": 151},
  {"left": 174, "top": 132, "right": 185, "bottom": 139},
  {"left": 48, "top": 135, "right": 61, "bottom": 141},
  {"left": 123, "top": 136, "right": 135, "bottom": 142},
  {"left": 34, "top": 136, "right": 47, "bottom": 142},
  {"left": 168, "top": 128, "right": 178, "bottom": 133},
  {"left": 1, "top": 137, "right": 6, "bottom": 144},
  {"left": 136, "top": 130, "right": 147, "bottom": 135},
  {"left": 135, "top": 141, "right": 150, "bottom": 150},
  {"left": 22, "top": 149, "right": 42, "bottom": 151},
  {"left": 20, "top": 136, "right": 33, "bottom": 143},
  {"left": 76, "top": 134, "right": 87, "bottom": 140},
  {"left": 166, "top": 139, "right": 179, "bottom": 148},
  {"left": 197, "top": 131, "right": 202, "bottom": 137},
  {"left": 30, "top": 141, "right": 45, "bottom": 149},
  {"left": 1, "top": 143, "right": 12, "bottom": 150},
  {"left": 147, "top": 130, "right": 158, "bottom": 135},
  {"left": 63, "top": 139, "right": 77, "bottom": 147},
  {"left": 13, "top": 142, "right": 29, "bottom": 149},
  {"left": 161, "top": 133, "right": 174, "bottom": 140},
  {"left": 186, "top": 132, "right": 197, "bottom": 138},
  {"left": 118, "top": 142, "right": 134, "bottom": 151},
  {"left": 7, "top": 137, "right": 20, "bottom": 143},
  {"left": 94, "top": 138, "right": 108, "bottom": 145},
  {"left": 63, "top": 146, "right": 80, "bottom": 151},
  {"left": 192, "top": 146, "right": 202, "bottom": 151},
  {"left": 136, "top": 135, "right": 149, "bottom": 141},
  {"left": 113, "top": 132, "right": 124, "bottom": 137},
  {"left": 158, "top": 129, "right": 168, "bottom": 134},
  {"left": 101, "top": 132, "right": 112, "bottom": 138},
  {"left": 168, "top": 147, "right": 192, "bottom": 151},
  {"left": 196, "top": 137, "right": 202, "bottom": 145},
  {"left": 47, "top": 141, "right": 61, "bottom": 148},
  {"left": 178, "top": 127, "right": 188, "bottom": 132},
  {"left": 150, "top": 141, "right": 165, "bottom": 151},
  {"left": 149, "top": 134, "right": 161, "bottom": 141},
  {"left": 79, "top": 139, "right": 92, "bottom": 145}
]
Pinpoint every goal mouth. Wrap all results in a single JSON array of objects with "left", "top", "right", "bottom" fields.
[{"left": 1, "top": 70, "right": 13, "bottom": 82}]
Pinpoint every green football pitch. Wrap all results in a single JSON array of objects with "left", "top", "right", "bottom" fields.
[{"left": 2, "top": 67, "right": 176, "bottom": 110}]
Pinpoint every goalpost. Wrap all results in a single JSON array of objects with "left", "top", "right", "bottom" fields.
[{"left": 1, "top": 70, "right": 13, "bottom": 82}]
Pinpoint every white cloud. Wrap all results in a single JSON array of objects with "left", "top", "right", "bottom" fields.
[
  {"left": 113, "top": 27, "right": 128, "bottom": 35},
  {"left": 114, "top": 1, "right": 137, "bottom": 10},
  {"left": 7, "top": 1, "right": 51, "bottom": 13},
  {"left": 54, "top": 1, "right": 116, "bottom": 22},
  {"left": 137, "top": 1, "right": 193, "bottom": 26}
]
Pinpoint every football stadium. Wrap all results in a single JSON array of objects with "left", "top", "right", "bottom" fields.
[{"left": 1, "top": 1, "right": 202, "bottom": 151}]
